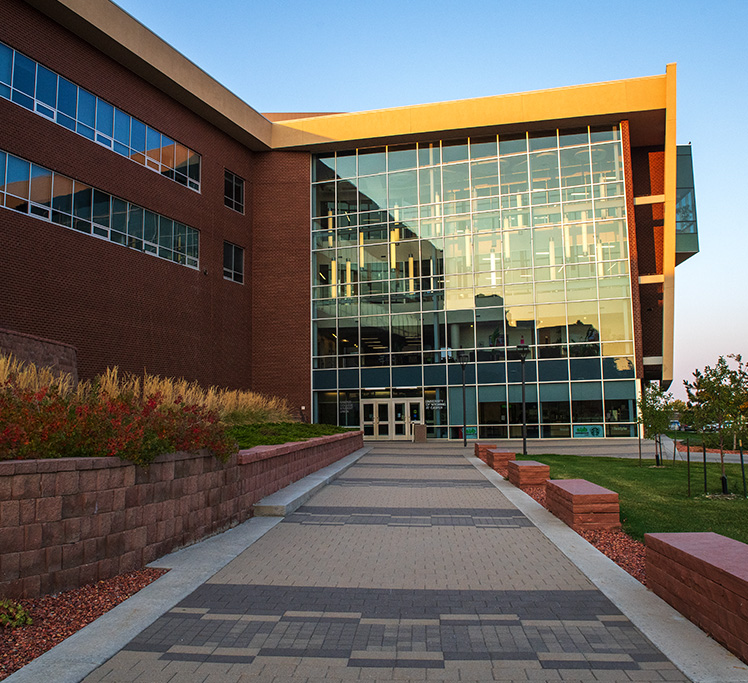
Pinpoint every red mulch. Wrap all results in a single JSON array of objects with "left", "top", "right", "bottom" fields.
[
  {"left": 0, "top": 567, "right": 168, "bottom": 681},
  {"left": 675, "top": 441, "right": 743, "bottom": 455}
]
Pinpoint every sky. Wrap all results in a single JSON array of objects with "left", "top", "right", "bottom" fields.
[{"left": 114, "top": 0, "right": 748, "bottom": 399}]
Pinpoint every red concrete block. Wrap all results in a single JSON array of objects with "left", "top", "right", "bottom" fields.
[
  {"left": 0, "top": 551, "right": 21, "bottom": 582},
  {"left": 36, "top": 495, "right": 63, "bottom": 522},
  {"left": 507, "top": 461, "right": 550, "bottom": 489},
  {"left": 0, "top": 499, "right": 20, "bottom": 527}
]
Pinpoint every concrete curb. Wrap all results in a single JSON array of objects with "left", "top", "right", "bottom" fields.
[
  {"left": 253, "top": 446, "right": 371, "bottom": 516},
  {"left": 5, "top": 446, "right": 371, "bottom": 683},
  {"left": 467, "top": 455, "right": 748, "bottom": 683}
]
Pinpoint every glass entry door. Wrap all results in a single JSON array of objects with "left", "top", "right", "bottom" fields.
[{"left": 362, "top": 399, "right": 424, "bottom": 440}]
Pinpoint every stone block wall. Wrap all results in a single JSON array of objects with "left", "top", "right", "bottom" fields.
[
  {"left": 0, "top": 327, "right": 78, "bottom": 385},
  {"left": 0, "top": 431, "right": 363, "bottom": 598}
]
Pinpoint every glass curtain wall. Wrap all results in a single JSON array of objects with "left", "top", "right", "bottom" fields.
[{"left": 311, "top": 126, "right": 638, "bottom": 438}]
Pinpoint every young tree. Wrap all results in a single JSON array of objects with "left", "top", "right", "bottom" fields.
[
  {"left": 684, "top": 355, "right": 748, "bottom": 491},
  {"left": 638, "top": 383, "right": 672, "bottom": 466}
]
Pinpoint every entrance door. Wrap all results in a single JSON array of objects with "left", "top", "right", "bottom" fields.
[{"left": 362, "top": 399, "right": 424, "bottom": 440}]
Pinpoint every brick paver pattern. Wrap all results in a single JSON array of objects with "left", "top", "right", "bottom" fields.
[{"left": 84, "top": 447, "right": 689, "bottom": 682}]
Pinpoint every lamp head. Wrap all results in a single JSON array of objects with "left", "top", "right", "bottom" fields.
[{"left": 457, "top": 351, "right": 469, "bottom": 366}]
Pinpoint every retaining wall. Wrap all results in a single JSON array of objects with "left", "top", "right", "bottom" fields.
[
  {"left": 0, "top": 327, "right": 78, "bottom": 385},
  {"left": 0, "top": 431, "right": 363, "bottom": 598}
]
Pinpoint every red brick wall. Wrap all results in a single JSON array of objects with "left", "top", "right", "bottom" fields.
[
  {"left": 250, "top": 151, "right": 312, "bottom": 413},
  {"left": 0, "top": 431, "right": 363, "bottom": 598},
  {"left": 0, "top": 0, "right": 255, "bottom": 391},
  {"left": 0, "top": 327, "right": 78, "bottom": 384}
]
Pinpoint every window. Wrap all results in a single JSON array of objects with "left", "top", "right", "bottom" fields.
[
  {"left": 223, "top": 241, "right": 244, "bottom": 283},
  {"left": 0, "top": 148, "right": 199, "bottom": 268},
  {"left": 224, "top": 170, "right": 244, "bottom": 213},
  {"left": 0, "top": 41, "right": 201, "bottom": 191}
]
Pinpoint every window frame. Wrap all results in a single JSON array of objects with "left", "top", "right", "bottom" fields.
[{"left": 224, "top": 169, "right": 245, "bottom": 214}]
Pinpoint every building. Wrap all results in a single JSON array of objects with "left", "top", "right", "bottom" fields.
[{"left": 0, "top": 0, "right": 698, "bottom": 440}]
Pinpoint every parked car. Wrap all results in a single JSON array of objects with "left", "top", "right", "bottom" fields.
[{"left": 669, "top": 420, "right": 681, "bottom": 431}]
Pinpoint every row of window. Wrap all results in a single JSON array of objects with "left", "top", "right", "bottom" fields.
[
  {"left": 313, "top": 127, "right": 622, "bottom": 181},
  {"left": 0, "top": 149, "right": 199, "bottom": 268},
  {"left": 0, "top": 41, "right": 201, "bottom": 191}
]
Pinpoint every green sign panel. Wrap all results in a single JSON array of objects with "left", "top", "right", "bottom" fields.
[{"left": 573, "top": 425, "right": 604, "bottom": 438}]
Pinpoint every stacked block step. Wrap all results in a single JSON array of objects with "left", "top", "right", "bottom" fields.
[
  {"left": 474, "top": 443, "right": 496, "bottom": 462},
  {"left": 507, "top": 460, "right": 550, "bottom": 490},
  {"left": 486, "top": 449, "right": 516, "bottom": 470},
  {"left": 546, "top": 479, "right": 621, "bottom": 531},
  {"left": 645, "top": 532, "right": 748, "bottom": 664}
]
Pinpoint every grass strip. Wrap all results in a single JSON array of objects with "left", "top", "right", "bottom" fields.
[
  {"left": 227, "top": 422, "right": 354, "bottom": 449},
  {"left": 525, "top": 454, "right": 748, "bottom": 544}
]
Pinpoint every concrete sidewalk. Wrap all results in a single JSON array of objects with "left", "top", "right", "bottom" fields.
[{"left": 8, "top": 444, "right": 748, "bottom": 683}]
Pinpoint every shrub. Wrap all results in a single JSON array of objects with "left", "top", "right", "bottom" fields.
[{"left": 0, "top": 599, "right": 32, "bottom": 628}]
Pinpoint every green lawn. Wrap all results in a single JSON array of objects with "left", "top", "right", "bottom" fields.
[
  {"left": 526, "top": 454, "right": 748, "bottom": 544},
  {"left": 227, "top": 422, "right": 354, "bottom": 449}
]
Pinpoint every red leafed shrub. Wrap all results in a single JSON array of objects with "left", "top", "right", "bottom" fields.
[{"left": 0, "top": 379, "right": 235, "bottom": 465}]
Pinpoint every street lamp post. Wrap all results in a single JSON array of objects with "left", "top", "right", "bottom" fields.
[
  {"left": 458, "top": 351, "right": 469, "bottom": 448},
  {"left": 516, "top": 341, "right": 530, "bottom": 456}
]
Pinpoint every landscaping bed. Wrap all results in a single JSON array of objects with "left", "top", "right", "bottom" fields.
[{"left": 0, "top": 568, "right": 167, "bottom": 681}]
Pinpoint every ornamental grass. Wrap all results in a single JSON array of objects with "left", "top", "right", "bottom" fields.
[{"left": 0, "top": 353, "right": 292, "bottom": 464}]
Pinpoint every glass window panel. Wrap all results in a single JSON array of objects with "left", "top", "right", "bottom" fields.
[
  {"left": 57, "top": 77, "right": 77, "bottom": 117},
  {"left": 534, "top": 279, "right": 564, "bottom": 303},
  {"left": 598, "top": 275, "right": 630, "bottom": 299},
  {"left": 559, "top": 128, "right": 589, "bottom": 147},
  {"left": 505, "top": 305, "right": 535, "bottom": 346},
  {"left": 388, "top": 170, "right": 417, "bottom": 208},
  {"left": 387, "top": 144, "right": 417, "bottom": 172},
  {"left": 313, "top": 154, "right": 335, "bottom": 182},
  {"left": 92, "top": 100, "right": 113, "bottom": 139},
  {"left": 158, "top": 215, "right": 172, "bottom": 246},
  {"left": 6, "top": 155, "right": 30, "bottom": 199},
  {"left": 471, "top": 159, "right": 499, "bottom": 198},
  {"left": 567, "top": 302, "right": 600, "bottom": 344},
  {"left": 559, "top": 147, "right": 591, "bottom": 187},
  {"left": 391, "top": 313, "right": 422, "bottom": 352},
  {"left": 31, "top": 163, "right": 53, "bottom": 209},
  {"left": 315, "top": 319, "right": 337, "bottom": 356},
  {"left": 530, "top": 150, "right": 559, "bottom": 191},
  {"left": 473, "top": 212, "right": 500, "bottom": 233},
  {"left": 442, "top": 140, "right": 468, "bottom": 164},
  {"left": 312, "top": 182, "right": 335, "bottom": 218},
  {"left": 0, "top": 43, "right": 11, "bottom": 85},
  {"left": 536, "top": 303, "right": 567, "bottom": 346},
  {"left": 566, "top": 278, "right": 597, "bottom": 302},
  {"left": 174, "top": 144, "right": 189, "bottom": 178},
  {"left": 603, "top": 357, "right": 635, "bottom": 379},
  {"left": 336, "top": 179, "right": 359, "bottom": 213},
  {"left": 418, "top": 166, "right": 442, "bottom": 205},
  {"left": 73, "top": 181, "right": 92, "bottom": 219},
  {"left": 418, "top": 142, "right": 440, "bottom": 167},
  {"left": 444, "top": 235, "right": 472, "bottom": 274},
  {"left": 76, "top": 88, "right": 95, "bottom": 127},
  {"left": 160, "top": 136, "right": 175, "bottom": 177},
  {"left": 596, "top": 220, "right": 628, "bottom": 261},
  {"left": 500, "top": 154, "right": 528, "bottom": 195},
  {"left": 591, "top": 143, "right": 623, "bottom": 184},
  {"left": 188, "top": 151, "right": 200, "bottom": 184},
  {"left": 358, "top": 147, "right": 385, "bottom": 176},
  {"left": 475, "top": 307, "right": 504, "bottom": 348},
  {"left": 12, "top": 52, "right": 35, "bottom": 95},
  {"left": 51, "top": 173, "right": 73, "bottom": 215},
  {"left": 528, "top": 131, "right": 557, "bottom": 152},
  {"left": 113, "top": 108, "right": 130, "bottom": 144},
  {"left": 502, "top": 230, "right": 532, "bottom": 269},
  {"left": 594, "top": 197, "right": 625, "bottom": 220},
  {"left": 442, "top": 163, "right": 469, "bottom": 201},
  {"left": 360, "top": 316, "right": 390, "bottom": 353},
  {"left": 533, "top": 226, "right": 562, "bottom": 267},
  {"left": 335, "top": 151, "right": 356, "bottom": 178},
  {"left": 564, "top": 223, "right": 595, "bottom": 262},
  {"left": 599, "top": 299, "right": 633, "bottom": 341},
  {"left": 145, "top": 126, "right": 161, "bottom": 167},
  {"left": 92, "top": 190, "right": 110, "bottom": 227},
  {"left": 36, "top": 65, "right": 57, "bottom": 108},
  {"left": 499, "top": 134, "right": 527, "bottom": 156},
  {"left": 143, "top": 210, "right": 158, "bottom": 243},
  {"left": 337, "top": 318, "right": 359, "bottom": 355},
  {"left": 470, "top": 136, "right": 498, "bottom": 159},
  {"left": 532, "top": 204, "right": 561, "bottom": 226},
  {"left": 444, "top": 216, "right": 470, "bottom": 236},
  {"left": 590, "top": 125, "right": 620, "bottom": 142},
  {"left": 109, "top": 197, "right": 127, "bottom": 238},
  {"left": 504, "top": 282, "right": 533, "bottom": 306}
]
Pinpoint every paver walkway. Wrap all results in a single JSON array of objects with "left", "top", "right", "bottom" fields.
[{"left": 83, "top": 445, "right": 688, "bottom": 682}]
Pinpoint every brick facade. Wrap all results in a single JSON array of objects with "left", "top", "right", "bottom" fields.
[
  {"left": 0, "top": 431, "right": 363, "bottom": 598},
  {"left": 0, "top": 0, "right": 271, "bottom": 395}
]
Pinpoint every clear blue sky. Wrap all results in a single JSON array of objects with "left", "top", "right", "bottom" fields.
[{"left": 115, "top": 0, "right": 748, "bottom": 399}]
